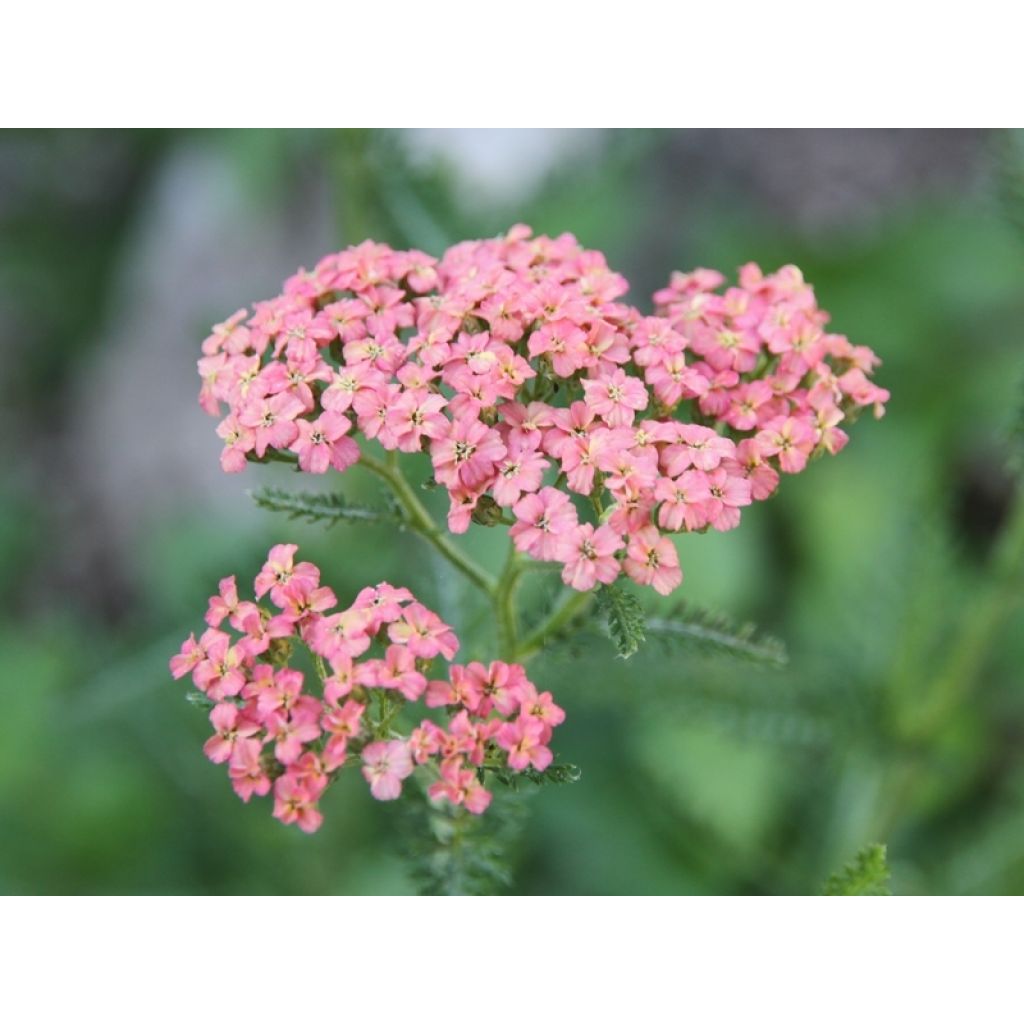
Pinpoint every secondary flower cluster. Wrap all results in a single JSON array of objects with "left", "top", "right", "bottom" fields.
[
  {"left": 169, "top": 545, "right": 564, "bottom": 832},
  {"left": 198, "top": 226, "right": 888, "bottom": 597}
]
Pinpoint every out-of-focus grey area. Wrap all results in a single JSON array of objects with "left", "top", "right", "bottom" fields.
[{"left": 3, "top": 128, "right": 1023, "bottom": 894}]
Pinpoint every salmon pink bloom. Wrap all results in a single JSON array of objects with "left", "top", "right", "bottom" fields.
[
  {"left": 175, "top": 548, "right": 569, "bottom": 833},
  {"left": 193, "top": 630, "right": 247, "bottom": 699},
  {"left": 228, "top": 738, "right": 271, "bottom": 803},
  {"left": 518, "top": 684, "right": 566, "bottom": 742},
  {"left": 510, "top": 487, "right": 577, "bottom": 561},
  {"left": 239, "top": 392, "right": 305, "bottom": 458},
  {"left": 497, "top": 717, "right": 553, "bottom": 772},
  {"left": 203, "top": 703, "right": 260, "bottom": 764},
  {"left": 170, "top": 633, "right": 204, "bottom": 679},
  {"left": 492, "top": 437, "right": 549, "bottom": 507},
  {"left": 663, "top": 425, "right": 735, "bottom": 474},
  {"left": 561, "top": 523, "right": 623, "bottom": 590},
  {"left": 430, "top": 417, "right": 506, "bottom": 490},
  {"left": 623, "top": 526, "right": 683, "bottom": 596},
  {"left": 388, "top": 602, "right": 459, "bottom": 660},
  {"left": 272, "top": 774, "right": 323, "bottom": 833},
  {"left": 756, "top": 416, "right": 818, "bottom": 474},
  {"left": 655, "top": 470, "right": 712, "bottom": 532},
  {"left": 704, "top": 467, "right": 753, "bottom": 532},
  {"left": 215, "top": 414, "right": 254, "bottom": 472},
  {"left": 254, "top": 544, "right": 319, "bottom": 603},
  {"left": 429, "top": 758, "right": 493, "bottom": 814},
  {"left": 361, "top": 740, "right": 414, "bottom": 801},
  {"left": 361, "top": 645, "right": 427, "bottom": 700},
  {"left": 582, "top": 368, "right": 649, "bottom": 427},
  {"left": 386, "top": 391, "right": 448, "bottom": 453},
  {"left": 290, "top": 412, "right": 360, "bottom": 474}
]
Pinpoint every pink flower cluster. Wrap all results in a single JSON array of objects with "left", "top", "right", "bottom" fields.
[
  {"left": 169, "top": 545, "right": 564, "bottom": 832},
  {"left": 198, "top": 227, "right": 888, "bottom": 597}
]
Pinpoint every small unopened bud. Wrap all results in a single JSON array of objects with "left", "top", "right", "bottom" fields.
[{"left": 471, "top": 494, "right": 504, "bottom": 527}]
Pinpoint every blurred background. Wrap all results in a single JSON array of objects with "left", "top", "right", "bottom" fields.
[{"left": 2, "top": 128, "right": 1023, "bottom": 895}]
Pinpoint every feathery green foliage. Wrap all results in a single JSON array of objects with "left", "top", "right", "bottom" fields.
[
  {"left": 400, "top": 787, "right": 528, "bottom": 896},
  {"left": 491, "top": 761, "right": 582, "bottom": 790},
  {"left": 646, "top": 601, "right": 788, "bottom": 667},
  {"left": 822, "top": 843, "right": 892, "bottom": 895},
  {"left": 249, "top": 486, "right": 399, "bottom": 528},
  {"left": 596, "top": 582, "right": 647, "bottom": 658}
]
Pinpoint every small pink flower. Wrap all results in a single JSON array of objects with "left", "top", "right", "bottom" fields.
[
  {"left": 623, "top": 526, "right": 683, "bottom": 596},
  {"left": 560, "top": 523, "right": 623, "bottom": 591},
  {"left": 361, "top": 740, "right": 414, "bottom": 801},
  {"left": 509, "top": 487, "right": 578, "bottom": 561},
  {"left": 756, "top": 416, "right": 818, "bottom": 474},
  {"left": 216, "top": 414, "right": 254, "bottom": 472},
  {"left": 290, "top": 412, "right": 360, "bottom": 474},
  {"left": 239, "top": 392, "right": 305, "bottom": 458},
  {"left": 228, "top": 738, "right": 271, "bottom": 803},
  {"left": 203, "top": 702, "right": 259, "bottom": 764},
  {"left": 662, "top": 424, "right": 735, "bottom": 474},
  {"left": 388, "top": 602, "right": 460, "bottom": 660},
  {"left": 254, "top": 544, "right": 319, "bottom": 602},
  {"left": 704, "top": 467, "right": 752, "bottom": 532},
  {"left": 430, "top": 416, "right": 506, "bottom": 490},
  {"left": 169, "top": 633, "right": 204, "bottom": 679},
  {"left": 655, "top": 470, "right": 712, "bottom": 532},
  {"left": 497, "top": 717, "right": 553, "bottom": 772},
  {"left": 205, "top": 576, "right": 239, "bottom": 628},
  {"left": 582, "top": 368, "right": 649, "bottom": 427},
  {"left": 492, "top": 437, "right": 548, "bottom": 508},
  {"left": 272, "top": 773, "right": 323, "bottom": 833},
  {"left": 362, "top": 645, "right": 427, "bottom": 701},
  {"left": 386, "top": 391, "right": 449, "bottom": 453},
  {"left": 428, "top": 758, "right": 492, "bottom": 814}
]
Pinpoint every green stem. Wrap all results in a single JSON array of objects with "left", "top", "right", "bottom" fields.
[
  {"left": 359, "top": 453, "right": 496, "bottom": 595},
  {"left": 494, "top": 543, "right": 523, "bottom": 661},
  {"left": 514, "top": 590, "right": 595, "bottom": 663}
]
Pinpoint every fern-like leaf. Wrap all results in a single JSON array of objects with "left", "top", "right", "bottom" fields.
[
  {"left": 646, "top": 601, "right": 787, "bottom": 667},
  {"left": 400, "top": 787, "right": 527, "bottom": 896},
  {"left": 596, "top": 582, "right": 647, "bottom": 658},
  {"left": 490, "top": 761, "right": 582, "bottom": 790},
  {"left": 249, "top": 486, "right": 399, "bottom": 528},
  {"left": 822, "top": 843, "right": 891, "bottom": 895}
]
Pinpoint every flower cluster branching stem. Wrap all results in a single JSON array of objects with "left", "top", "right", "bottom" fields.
[
  {"left": 359, "top": 452, "right": 497, "bottom": 595},
  {"left": 358, "top": 452, "right": 590, "bottom": 663}
]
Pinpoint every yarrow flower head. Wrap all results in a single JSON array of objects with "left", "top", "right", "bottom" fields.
[
  {"left": 170, "top": 546, "right": 564, "bottom": 832},
  {"left": 198, "top": 227, "right": 888, "bottom": 598}
]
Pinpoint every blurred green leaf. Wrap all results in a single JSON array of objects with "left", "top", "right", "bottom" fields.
[
  {"left": 822, "top": 843, "right": 891, "bottom": 895},
  {"left": 250, "top": 486, "right": 399, "bottom": 528},
  {"left": 647, "top": 601, "right": 787, "bottom": 667}
]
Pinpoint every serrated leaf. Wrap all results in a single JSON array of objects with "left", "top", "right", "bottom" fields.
[
  {"left": 491, "top": 761, "right": 582, "bottom": 790},
  {"left": 646, "top": 600, "right": 787, "bottom": 667},
  {"left": 596, "top": 582, "right": 647, "bottom": 659},
  {"left": 822, "top": 843, "right": 891, "bottom": 895},
  {"left": 249, "top": 486, "right": 399, "bottom": 528},
  {"left": 398, "top": 786, "right": 526, "bottom": 896}
]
